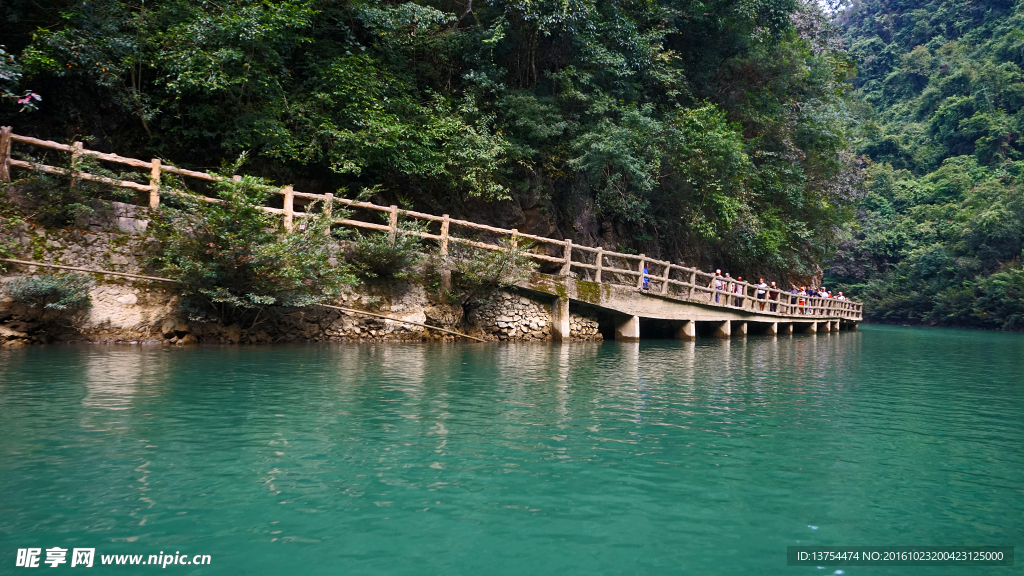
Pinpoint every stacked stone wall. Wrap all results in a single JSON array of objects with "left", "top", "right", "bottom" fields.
[
  {"left": 469, "top": 292, "right": 552, "bottom": 341},
  {"left": 569, "top": 310, "right": 602, "bottom": 341}
]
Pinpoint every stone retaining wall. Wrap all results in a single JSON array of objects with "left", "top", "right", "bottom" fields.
[
  {"left": 569, "top": 310, "right": 602, "bottom": 341},
  {"left": 468, "top": 292, "right": 552, "bottom": 341}
]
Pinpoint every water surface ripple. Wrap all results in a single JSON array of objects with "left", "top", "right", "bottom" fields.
[{"left": 1, "top": 325, "right": 1022, "bottom": 575}]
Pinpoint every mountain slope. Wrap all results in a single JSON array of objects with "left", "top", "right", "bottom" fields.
[{"left": 829, "top": 0, "right": 1024, "bottom": 329}]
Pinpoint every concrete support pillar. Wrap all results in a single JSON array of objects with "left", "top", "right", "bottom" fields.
[
  {"left": 804, "top": 322, "right": 818, "bottom": 334},
  {"left": 782, "top": 322, "right": 794, "bottom": 335},
  {"left": 766, "top": 322, "right": 778, "bottom": 336},
  {"left": 713, "top": 320, "right": 731, "bottom": 339},
  {"left": 734, "top": 321, "right": 748, "bottom": 337},
  {"left": 551, "top": 297, "right": 571, "bottom": 343},
  {"left": 821, "top": 320, "right": 832, "bottom": 333},
  {"left": 849, "top": 322, "right": 859, "bottom": 331},
  {"left": 676, "top": 320, "right": 696, "bottom": 341},
  {"left": 832, "top": 320, "right": 840, "bottom": 332},
  {"left": 615, "top": 315, "right": 640, "bottom": 342}
]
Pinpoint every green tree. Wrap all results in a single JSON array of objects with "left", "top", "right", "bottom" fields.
[
  {"left": 151, "top": 167, "right": 358, "bottom": 323},
  {"left": 3, "top": 0, "right": 861, "bottom": 281}
]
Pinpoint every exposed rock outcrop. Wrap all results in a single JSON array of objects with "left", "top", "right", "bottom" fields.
[{"left": 1, "top": 215, "right": 606, "bottom": 345}]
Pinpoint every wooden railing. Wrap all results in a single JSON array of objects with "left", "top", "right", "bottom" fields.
[{"left": 0, "top": 127, "right": 863, "bottom": 321}]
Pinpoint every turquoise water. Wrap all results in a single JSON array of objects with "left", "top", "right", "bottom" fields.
[{"left": 1, "top": 325, "right": 1022, "bottom": 575}]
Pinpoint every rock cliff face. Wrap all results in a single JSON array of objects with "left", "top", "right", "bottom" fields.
[{"left": 0, "top": 214, "right": 603, "bottom": 346}]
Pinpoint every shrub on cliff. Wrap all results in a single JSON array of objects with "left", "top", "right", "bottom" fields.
[
  {"left": 150, "top": 168, "right": 358, "bottom": 323},
  {"left": 439, "top": 239, "right": 538, "bottom": 307},
  {"left": 345, "top": 219, "right": 430, "bottom": 280},
  {"left": 5, "top": 273, "right": 92, "bottom": 311}
]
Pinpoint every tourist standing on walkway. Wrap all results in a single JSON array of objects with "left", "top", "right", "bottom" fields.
[
  {"left": 734, "top": 277, "right": 745, "bottom": 307},
  {"left": 757, "top": 278, "right": 768, "bottom": 310},
  {"left": 769, "top": 282, "right": 779, "bottom": 311}
]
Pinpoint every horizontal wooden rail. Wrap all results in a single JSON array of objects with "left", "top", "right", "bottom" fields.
[
  {"left": 0, "top": 258, "right": 180, "bottom": 283},
  {"left": 8, "top": 159, "right": 152, "bottom": 191},
  {"left": 0, "top": 127, "right": 863, "bottom": 321}
]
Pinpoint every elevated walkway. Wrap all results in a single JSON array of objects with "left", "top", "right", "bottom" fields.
[
  {"left": 519, "top": 273, "right": 858, "bottom": 342},
  {"left": 0, "top": 126, "right": 863, "bottom": 342}
]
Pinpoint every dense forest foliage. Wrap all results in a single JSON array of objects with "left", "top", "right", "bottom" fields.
[
  {"left": 829, "top": 0, "right": 1024, "bottom": 329},
  {"left": 0, "top": 0, "right": 860, "bottom": 279}
]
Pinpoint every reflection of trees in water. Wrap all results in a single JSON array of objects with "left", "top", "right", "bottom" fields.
[
  {"left": 0, "top": 348, "right": 30, "bottom": 395},
  {"left": 81, "top": 338, "right": 871, "bottom": 501},
  {"left": 10, "top": 336, "right": 871, "bottom": 538}
]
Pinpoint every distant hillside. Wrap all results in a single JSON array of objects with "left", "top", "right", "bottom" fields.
[{"left": 828, "top": 0, "right": 1024, "bottom": 329}]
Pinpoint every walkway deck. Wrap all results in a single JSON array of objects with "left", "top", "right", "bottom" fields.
[{"left": 520, "top": 272, "right": 858, "bottom": 342}]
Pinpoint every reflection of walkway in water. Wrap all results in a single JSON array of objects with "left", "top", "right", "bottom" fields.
[
  {"left": 81, "top": 348, "right": 170, "bottom": 412},
  {"left": 82, "top": 357, "right": 140, "bottom": 411}
]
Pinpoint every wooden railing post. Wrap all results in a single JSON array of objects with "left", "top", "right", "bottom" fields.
[
  {"left": 323, "top": 192, "right": 334, "bottom": 236},
  {"left": 561, "top": 239, "right": 573, "bottom": 276},
  {"left": 71, "top": 141, "right": 84, "bottom": 183},
  {"left": 510, "top": 228, "right": 519, "bottom": 249},
  {"left": 439, "top": 215, "right": 450, "bottom": 256},
  {"left": 660, "top": 262, "right": 671, "bottom": 295},
  {"left": 282, "top": 185, "right": 295, "bottom": 232},
  {"left": 688, "top": 270, "right": 696, "bottom": 300},
  {"left": 148, "top": 158, "right": 161, "bottom": 209},
  {"left": 0, "top": 126, "right": 12, "bottom": 182},
  {"left": 440, "top": 214, "right": 451, "bottom": 291},
  {"left": 388, "top": 204, "right": 398, "bottom": 242},
  {"left": 636, "top": 254, "right": 646, "bottom": 289},
  {"left": 595, "top": 247, "right": 604, "bottom": 283}
]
